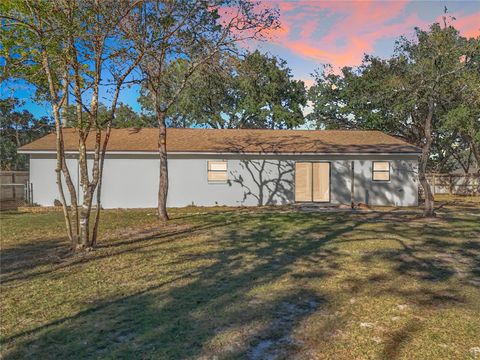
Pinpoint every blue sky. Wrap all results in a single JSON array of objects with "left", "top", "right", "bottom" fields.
[{"left": 1, "top": 0, "right": 479, "bottom": 118}]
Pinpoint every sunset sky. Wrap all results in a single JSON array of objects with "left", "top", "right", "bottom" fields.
[
  {"left": 259, "top": 0, "right": 480, "bottom": 87},
  {"left": 3, "top": 0, "right": 480, "bottom": 117}
]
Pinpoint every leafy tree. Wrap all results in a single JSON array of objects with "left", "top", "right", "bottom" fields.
[
  {"left": 112, "top": 103, "right": 155, "bottom": 128},
  {"left": 222, "top": 50, "right": 306, "bottom": 129},
  {"left": 142, "top": 50, "right": 307, "bottom": 129},
  {"left": 0, "top": 98, "right": 53, "bottom": 170},
  {"left": 124, "top": 0, "right": 280, "bottom": 221},
  {"left": 430, "top": 132, "right": 474, "bottom": 173},
  {"left": 1, "top": 0, "right": 145, "bottom": 249},
  {"left": 308, "top": 22, "right": 479, "bottom": 216},
  {"left": 140, "top": 52, "right": 237, "bottom": 129},
  {"left": 64, "top": 103, "right": 155, "bottom": 128},
  {"left": 440, "top": 36, "right": 480, "bottom": 172}
]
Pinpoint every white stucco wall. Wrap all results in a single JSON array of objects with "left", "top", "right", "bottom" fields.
[
  {"left": 30, "top": 154, "right": 79, "bottom": 206},
  {"left": 352, "top": 159, "right": 418, "bottom": 206},
  {"left": 101, "top": 155, "right": 159, "bottom": 208},
  {"left": 28, "top": 153, "right": 418, "bottom": 208},
  {"left": 168, "top": 156, "right": 296, "bottom": 207}
]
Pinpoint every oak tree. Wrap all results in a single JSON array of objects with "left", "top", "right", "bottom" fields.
[
  {"left": 308, "top": 22, "right": 479, "bottom": 216},
  {"left": 124, "top": 0, "right": 280, "bottom": 221}
]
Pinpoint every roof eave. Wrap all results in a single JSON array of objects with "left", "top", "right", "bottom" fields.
[{"left": 18, "top": 149, "right": 422, "bottom": 155}]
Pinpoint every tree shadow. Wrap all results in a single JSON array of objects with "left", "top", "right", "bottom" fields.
[
  {"left": 382, "top": 321, "right": 423, "bottom": 360},
  {"left": 2, "top": 202, "right": 479, "bottom": 359},
  {"left": 0, "top": 210, "right": 246, "bottom": 284},
  {"left": 2, "top": 211, "right": 358, "bottom": 359},
  {"left": 0, "top": 238, "right": 70, "bottom": 280},
  {"left": 359, "top": 222, "right": 480, "bottom": 285},
  {"left": 230, "top": 159, "right": 294, "bottom": 206}
]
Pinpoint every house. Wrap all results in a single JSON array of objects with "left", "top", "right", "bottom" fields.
[{"left": 18, "top": 128, "right": 421, "bottom": 208}]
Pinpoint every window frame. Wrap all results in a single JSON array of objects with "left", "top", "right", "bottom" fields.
[
  {"left": 372, "top": 161, "right": 391, "bottom": 182},
  {"left": 207, "top": 160, "right": 228, "bottom": 183}
]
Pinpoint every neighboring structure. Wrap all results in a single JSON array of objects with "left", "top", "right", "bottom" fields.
[{"left": 18, "top": 128, "right": 421, "bottom": 208}]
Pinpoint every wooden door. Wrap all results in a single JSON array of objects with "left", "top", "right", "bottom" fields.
[
  {"left": 295, "top": 162, "right": 330, "bottom": 202},
  {"left": 313, "top": 162, "right": 330, "bottom": 202},
  {"left": 295, "top": 162, "right": 312, "bottom": 202}
]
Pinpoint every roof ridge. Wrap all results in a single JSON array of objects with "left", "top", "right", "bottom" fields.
[
  {"left": 104, "top": 127, "right": 385, "bottom": 132},
  {"left": 59, "top": 127, "right": 385, "bottom": 132}
]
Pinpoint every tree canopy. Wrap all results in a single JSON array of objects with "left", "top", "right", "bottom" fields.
[
  {"left": 308, "top": 21, "right": 480, "bottom": 215},
  {"left": 0, "top": 98, "right": 53, "bottom": 170},
  {"left": 1, "top": 0, "right": 148, "bottom": 248},
  {"left": 141, "top": 50, "right": 307, "bottom": 129},
  {"left": 308, "top": 23, "right": 480, "bottom": 173}
]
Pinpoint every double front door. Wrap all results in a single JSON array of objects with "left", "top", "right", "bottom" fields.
[{"left": 295, "top": 162, "right": 330, "bottom": 202}]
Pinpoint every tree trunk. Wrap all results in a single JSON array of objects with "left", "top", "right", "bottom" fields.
[
  {"left": 56, "top": 101, "right": 80, "bottom": 247},
  {"left": 157, "top": 110, "right": 169, "bottom": 221},
  {"left": 62, "top": 154, "right": 80, "bottom": 244},
  {"left": 78, "top": 216, "right": 89, "bottom": 248},
  {"left": 92, "top": 126, "right": 111, "bottom": 246},
  {"left": 77, "top": 135, "right": 90, "bottom": 248},
  {"left": 419, "top": 171, "right": 434, "bottom": 216},
  {"left": 419, "top": 100, "right": 435, "bottom": 217},
  {"left": 77, "top": 131, "right": 102, "bottom": 249},
  {"left": 53, "top": 105, "right": 74, "bottom": 244},
  {"left": 40, "top": 50, "right": 80, "bottom": 247},
  {"left": 82, "top": 129, "right": 102, "bottom": 249},
  {"left": 471, "top": 141, "right": 480, "bottom": 174}
]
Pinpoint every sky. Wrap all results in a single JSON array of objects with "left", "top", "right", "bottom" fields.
[
  {"left": 257, "top": 0, "right": 480, "bottom": 87},
  {"left": 2, "top": 0, "right": 479, "bottom": 118}
]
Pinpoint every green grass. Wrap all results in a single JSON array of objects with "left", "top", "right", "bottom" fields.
[{"left": 1, "top": 196, "right": 479, "bottom": 359}]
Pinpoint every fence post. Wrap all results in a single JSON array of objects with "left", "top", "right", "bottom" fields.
[
  {"left": 12, "top": 173, "right": 16, "bottom": 201},
  {"left": 25, "top": 179, "right": 29, "bottom": 204},
  {"left": 28, "top": 170, "right": 30, "bottom": 204},
  {"left": 350, "top": 161, "right": 355, "bottom": 209},
  {"left": 432, "top": 174, "right": 436, "bottom": 195}
]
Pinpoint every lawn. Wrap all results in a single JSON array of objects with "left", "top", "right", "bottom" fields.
[{"left": 1, "top": 196, "right": 479, "bottom": 359}]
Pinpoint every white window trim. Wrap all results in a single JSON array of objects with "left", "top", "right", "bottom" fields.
[
  {"left": 372, "top": 161, "right": 391, "bottom": 182},
  {"left": 207, "top": 160, "right": 228, "bottom": 183}
]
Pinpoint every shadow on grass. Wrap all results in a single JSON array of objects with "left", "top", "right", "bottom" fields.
[
  {"left": 359, "top": 224, "right": 480, "bottom": 286},
  {"left": 2, "top": 205, "right": 479, "bottom": 359},
  {"left": 0, "top": 238, "right": 70, "bottom": 279},
  {"left": 2, "top": 211, "right": 358, "bottom": 359},
  {"left": 1, "top": 210, "right": 246, "bottom": 284},
  {"left": 382, "top": 321, "right": 423, "bottom": 360}
]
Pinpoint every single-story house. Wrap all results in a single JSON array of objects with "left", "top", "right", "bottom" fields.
[{"left": 18, "top": 128, "right": 421, "bottom": 208}]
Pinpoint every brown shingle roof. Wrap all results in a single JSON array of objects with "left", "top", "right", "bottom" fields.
[{"left": 19, "top": 128, "right": 421, "bottom": 154}]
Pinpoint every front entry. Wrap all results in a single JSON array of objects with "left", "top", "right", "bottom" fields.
[{"left": 295, "top": 162, "right": 330, "bottom": 202}]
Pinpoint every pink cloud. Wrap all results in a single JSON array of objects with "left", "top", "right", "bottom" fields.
[
  {"left": 449, "top": 12, "right": 480, "bottom": 38},
  {"left": 268, "top": 1, "right": 480, "bottom": 69},
  {"left": 298, "top": 77, "right": 315, "bottom": 88}
]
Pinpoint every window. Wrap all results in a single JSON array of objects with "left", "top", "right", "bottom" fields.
[
  {"left": 372, "top": 161, "right": 390, "bottom": 181},
  {"left": 208, "top": 161, "right": 228, "bottom": 183}
]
